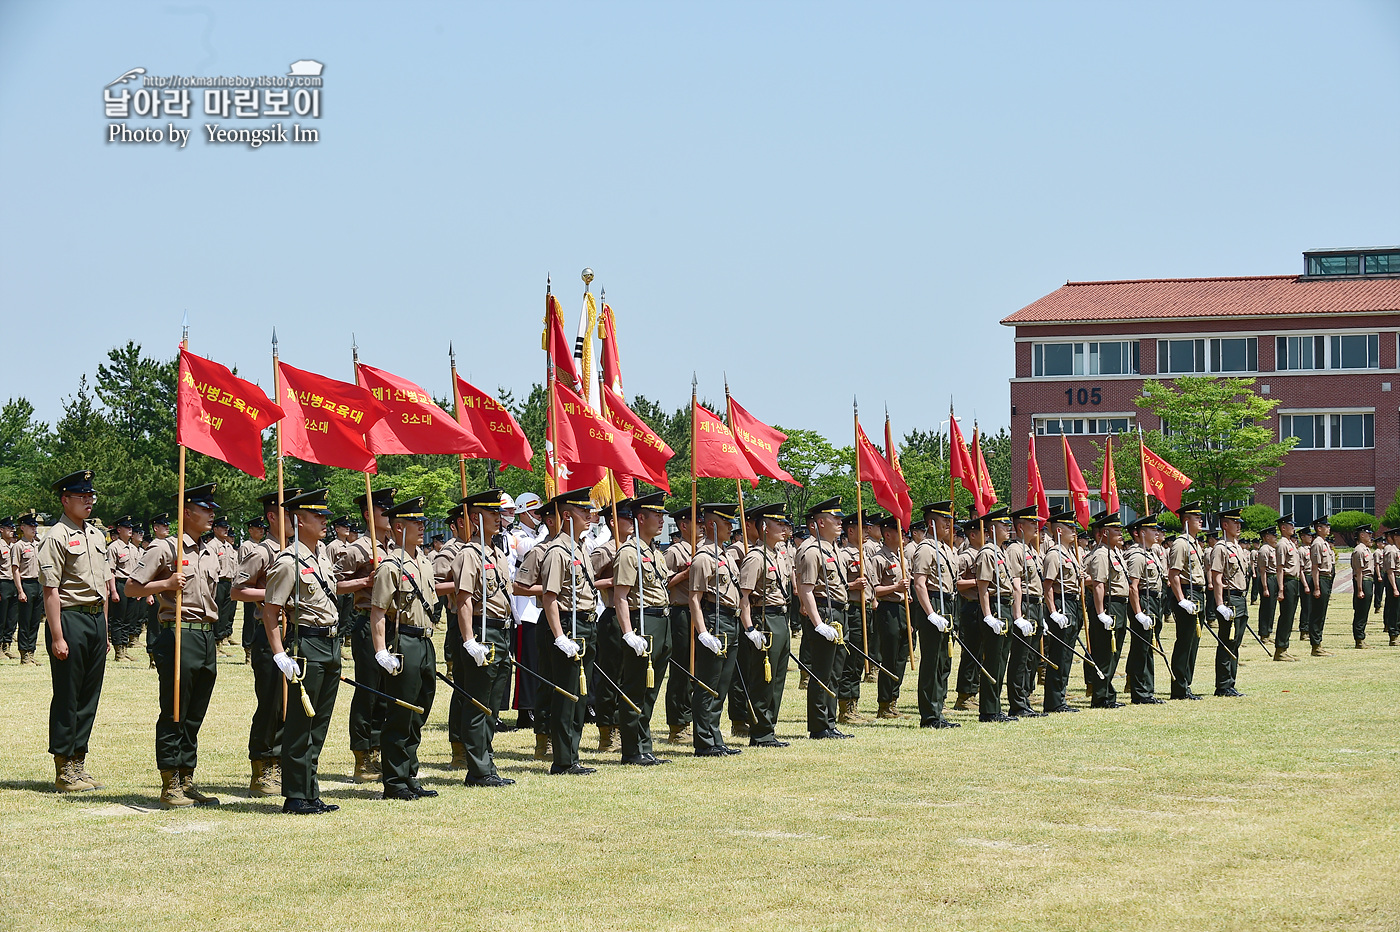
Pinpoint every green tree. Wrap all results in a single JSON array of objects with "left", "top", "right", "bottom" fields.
[
  {"left": 1107, "top": 377, "right": 1295, "bottom": 516},
  {"left": 0, "top": 398, "right": 52, "bottom": 516}
]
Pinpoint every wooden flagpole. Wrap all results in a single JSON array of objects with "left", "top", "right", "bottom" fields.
[{"left": 451, "top": 342, "right": 468, "bottom": 498}]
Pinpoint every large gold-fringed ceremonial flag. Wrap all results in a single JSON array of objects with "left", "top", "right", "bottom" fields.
[
  {"left": 575, "top": 290, "right": 599, "bottom": 408},
  {"left": 176, "top": 348, "right": 284, "bottom": 478},
  {"left": 356, "top": 362, "right": 487, "bottom": 457}
]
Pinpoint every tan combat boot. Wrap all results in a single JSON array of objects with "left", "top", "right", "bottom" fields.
[
  {"left": 20, "top": 651, "right": 37, "bottom": 666},
  {"left": 534, "top": 734, "right": 552, "bottom": 760},
  {"left": 264, "top": 758, "right": 282, "bottom": 791},
  {"left": 1391, "top": 635, "right": 1398, "bottom": 647},
  {"left": 352, "top": 750, "right": 377, "bottom": 784},
  {"left": 798, "top": 671, "right": 809, "bottom": 690},
  {"left": 0, "top": 642, "right": 14, "bottom": 659},
  {"left": 877, "top": 701, "right": 905, "bottom": 719},
  {"left": 113, "top": 645, "right": 128, "bottom": 663},
  {"left": 837, "top": 699, "right": 870, "bottom": 725},
  {"left": 180, "top": 769, "right": 219, "bottom": 806},
  {"left": 249, "top": 759, "right": 273, "bottom": 797},
  {"left": 449, "top": 742, "right": 469, "bottom": 770},
  {"left": 667, "top": 725, "right": 691, "bottom": 745},
  {"left": 72, "top": 754, "right": 104, "bottom": 789},
  {"left": 729, "top": 719, "right": 750, "bottom": 738},
  {"left": 953, "top": 692, "right": 973, "bottom": 711},
  {"left": 54, "top": 755, "right": 94, "bottom": 793},
  {"left": 1273, "top": 648, "right": 1297, "bottom": 662},
  {"left": 159, "top": 769, "right": 194, "bottom": 809},
  {"left": 1311, "top": 644, "right": 1333, "bottom": 657},
  {"left": 862, "top": 671, "right": 877, "bottom": 684},
  {"left": 244, "top": 647, "right": 252, "bottom": 665},
  {"left": 597, "top": 725, "right": 617, "bottom": 752},
  {"left": 1356, "top": 639, "right": 1368, "bottom": 649}
]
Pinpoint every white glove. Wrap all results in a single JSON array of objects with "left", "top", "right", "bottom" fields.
[
  {"left": 1013, "top": 617, "right": 1034, "bottom": 637},
  {"left": 1177, "top": 599, "right": 1198, "bottom": 614},
  {"left": 1050, "top": 611, "right": 1069, "bottom": 629},
  {"left": 1216, "top": 604, "right": 1234, "bottom": 621},
  {"left": 1135, "top": 612, "right": 1154, "bottom": 630},
  {"left": 698, "top": 631, "right": 723, "bottom": 654},
  {"left": 814, "top": 622, "right": 838, "bottom": 641},
  {"left": 374, "top": 649, "right": 401, "bottom": 673},
  {"left": 623, "top": 631, "right": 649, "bottom": 656},
  {"left": 983, "top": 614, "right": 1005, "bottom": 635},
  {"left": 273, "top": 651, "right": 300, "bottom": 682},
  {"left": 464, "top": 638, "right": 490, "bottom": 666},
  {"left": 1098, "top": 612, "right": 1114, "bottom": 631},
  {"left": 745, "top": 627, "right": 766, "bottom": 649},
  {"left": 927, "top": 612, "right": 949, "bottom": 632},
  {"left": 554, "top": 635, "right": 580, "bottom": 658}
]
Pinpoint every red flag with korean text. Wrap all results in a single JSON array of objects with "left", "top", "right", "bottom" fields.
[
  {"left": 277, "top": 361, "right": 388, "bottom": 473},
  {"left": 599, "top": 302, "right": 624, "bottom": 396},
  {"left": 551, "top": 381, "right": 646, "bottom": 480},
  {"left": 1100, "top": 435, "right": 1120, "bottom": 516},
  {"left": 177, "top": 349, "right": 284, "bottom": 479},
  {"left": 692, "top": 402, "right": 759, "bottom": 486},
  {"left": 356, "top": 363, "right": 486, "bottom": 457},
  {"left": 1026, "top": 433, "right": 1049, "bottom": 523},
  {"left": 544, "top": 294, "right": 582, "bottom": 393},
  {"left": 728, "top": 396, "right": 801, "bottom": 486},
  {"left": 1062, "top": 435, "right": 1093, "bottom": 529},
  {"left": 970, "top": 428, "right": 998, "bottom": 516},
  {"left": 948, "top": 413, "right": 978, "bottom": 504},
  {"left": 857, "top": 423, "right": 912, "bottom": 527},
  {"left": 454, "top": 375, "right": 534, "bottom": 472},
  {"left": 1140, "top": 435, "right": 1193, "bottom": 512},
  {"left": 884, "top": 415, "right": 914, "bottom": 527},
  {"left": 601, "top": 384, "right": 674, "bottom": 493}
]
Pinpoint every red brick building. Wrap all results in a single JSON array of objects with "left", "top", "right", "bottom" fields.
[{"left": 1002, "top": 247, "right": 1400, "bottom": 525}]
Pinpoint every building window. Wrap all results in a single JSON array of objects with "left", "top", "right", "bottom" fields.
[
  {"left": 1210, "top": 337, "right": 1257, "bottom": 373},
  {"left": 1282, "top": 492, "right": 1375, "bottom": 523},
  {"left": 1277, "top": 335, "right": 1325, "bottom": 370},
  {"left": 1306, "top": 254, "right": 1360, "bottom": 276},
  {"left": 1158, "top": 339, "right": 1205, "bottom": 374},
  {"left": 1365, "top": 252, "right": 1400, "bottom": 275},
  {"left": 1035, "top": 416, "right": 1135, "bottom": 436},
  {"left": 1330, "top": 334, "right": 1379, "bottom": 369},
  {"left": 1034, "top": 341, "right": 1139, "bottom": 377},
  {"left": 1280, "top": 412, "right": 1374, "bottom": 449},
  {"left": 1276, "top": 333, "right": 1379, "bottom": 370}
]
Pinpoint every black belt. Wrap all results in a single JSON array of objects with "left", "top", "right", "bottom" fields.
[
  {"left": 162, "top": 620, "right": 214, "bottom": 629},
  {"left": 761, "top": 606, "right": 788, "bottom": 615},
  {"left": 68, "top": 602, "right": 105, "bottom": 615},
  {"left": 395, "top": 624, "right": 431, "bottom": 638},
  {"left": 699, "top": 601, "right": 738, "bottom": 615},
  {"left": 297, "top": 624, "right": 339, "bottom": 638},
  {"left": 483, "top": 616, "right": 511, "bottom": 630},
  {"left": 1023, "top": 595, "right": 1043, "bottom": 605},
  {"left": 1109, "top": 596, "right": 1129, "bottom": 604},
  {"left": 1319, "top": 573, "right": 1334, "bottom": 580},
  {"left": 1228, "top": 588, "right": 1246, "bottom": 595},
  {"left": 1184, "top": 585, "right": 1206, "bottom": 595}
]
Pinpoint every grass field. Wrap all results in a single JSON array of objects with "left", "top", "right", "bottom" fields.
[{"left": 1, "top": 603, "right": 1397, "bottom": 932}]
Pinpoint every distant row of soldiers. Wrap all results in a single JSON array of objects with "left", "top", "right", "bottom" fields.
[{"left": 30, "top": 465, "right": 1394, "bottom": 811}]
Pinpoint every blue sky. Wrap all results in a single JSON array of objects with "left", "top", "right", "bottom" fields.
[{"left": 2, "top": 0, "right": 1397, "bottom": 443}]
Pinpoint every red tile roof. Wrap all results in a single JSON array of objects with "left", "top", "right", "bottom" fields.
[{"left": 1001, "top": 275, "right": 1400, "bottom": 326}]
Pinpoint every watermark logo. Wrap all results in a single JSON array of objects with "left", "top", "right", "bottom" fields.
[{"left": 104, "top": 62, "right": 324, "bottom": 149}]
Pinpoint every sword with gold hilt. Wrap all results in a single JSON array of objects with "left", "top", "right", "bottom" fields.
[
  {"left": 636, "top": 530, "right": 654, "bottom": 689},
  {"left": 477, "top": 514, "right": 498, "bottom": 667},
  {"left": 287, "top": 511, "right": 316, "bottom": 718},
  {"left": 568, "top": 514, "right": 586, "bottom": 697}
]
